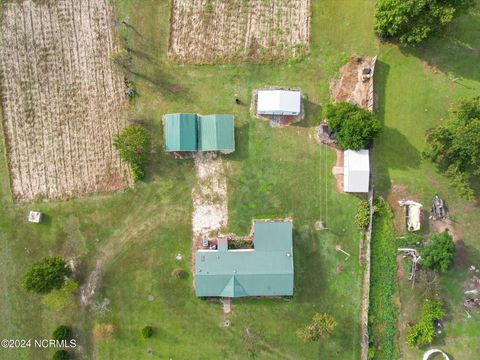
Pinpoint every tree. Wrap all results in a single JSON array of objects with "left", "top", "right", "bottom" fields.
[
  {"left": 374, "top": 0, "right": 475, "bottom": 45},
  {"left": 113, "top": 124, "right": 150, "bottom": 182},
  {"left": 52, "top": 350, "right": 70, "bottom": 360},
  {"left": 52, "top": 325, "right": 72, "bottom": 341},
  {"left": 141, "top": 326, "right": 153, "bottom": 339},
  {"left": 324, "top": 102, "right": 381, "bottom": 150},
  {"left": 423, "top": 97, "right": 480, "bottom": 199},
  {"left": 22, "top": 257, "right": 72, "bottom": 294},
  {"left": 296, "top": 313, "right": 337, "bottom": 342},
  {"left": 420, "top": 231, "right": 456, "bottom": 273}
]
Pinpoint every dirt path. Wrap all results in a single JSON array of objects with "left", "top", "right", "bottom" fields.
[{"left": 191, "top": 152, "right": 228, "bottom": 273}]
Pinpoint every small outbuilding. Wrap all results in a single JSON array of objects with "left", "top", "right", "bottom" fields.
[
  {"left": 257, "top": 89, "right": 301, "bottom": 116},
  {"left": 163, "top": 113, "right": 198, "bottom": 152},
  {"left": 163, "top": 113, "right": 235, "bottom": 154},
  {"left": 198, "top": 115, "right": 235, "bottom": 152},
  {"left": 344, "top": 149, "right": 370, "bottom": 193}
]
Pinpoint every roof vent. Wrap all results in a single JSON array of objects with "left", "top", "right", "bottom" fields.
[{"left": 286, "top": 252, "right": 291, "bottom": 257}]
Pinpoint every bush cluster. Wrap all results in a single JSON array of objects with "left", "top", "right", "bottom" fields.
[
  {"left": 355, "top": 200, "right": 371, "bottom": 229},
  {"left": 22, "top": 257, "right": 71, "bottom": 294},
  {"left": 142, "top": 326, "right": 153, "bottom": 339},
  {"left": 113, "top": 125, "right": 150, "bottom": 182},
  {"left": 52, "top": 325, "right": 72, "bottom": 341},
  {"left": 324, "top": 102, "right": 381, "bottom": 150},
  {"left": 406, "top": 299, "right": 444, "bottom": 348},
  {"left": 420, "top": 231, "right": 456, "bottom": 273},
  {"left": 374, "top": 0, "right": 475, "bottom": 45},
  {"left": 423, "top": 97, "right": 480, "bottom": 199}
]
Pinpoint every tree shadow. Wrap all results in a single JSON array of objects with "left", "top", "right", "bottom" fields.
[
  {"left": 398, "top": 9, "right": 480, "bottom": 82},
  {"left": 372, "top": 60, "right": 422, "bottom": 196}
]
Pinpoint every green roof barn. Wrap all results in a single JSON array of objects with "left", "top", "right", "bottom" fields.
[
  {"left": 198, "top": 115, "right": 235, "bottom": 152},
  {"left": 195, "top": 220, "right": 294, "bottom": 298},
  {"left": 163, "top": 113, "right": 234, "bottom": 153},
  {"left": 163, "top": 113, "right": 198, "bottom": 152}
]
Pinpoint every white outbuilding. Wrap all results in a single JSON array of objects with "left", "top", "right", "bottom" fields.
[
  {"left": 344, "top": 149, "right": 370, "bottom": 193},
  {"left": 257, "top": 89, "right": 301, "bottom": 116}
]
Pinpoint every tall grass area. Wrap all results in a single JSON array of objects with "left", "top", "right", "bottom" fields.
[{"left": 368, "top": 198, "right": 398, "bottom": 360}]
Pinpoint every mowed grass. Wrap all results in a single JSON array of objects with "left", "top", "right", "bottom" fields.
[
  {"left": 1, "top": 1, "right": 479, "bottom": 360},
  {"left": 0, "top": 0, "right": 379, "bottom": 359},
  {"left": 373, "top": 1, "right": 480, "bottom": 358}
]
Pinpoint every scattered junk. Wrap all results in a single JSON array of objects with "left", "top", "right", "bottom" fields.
[
  {"left": 316, "top": 120, "right": 337, "bottom": 145},
  {"left": 27, "top": 210, "right": 42, "bottom": 223},
  {"left": 423, "top": 349, "right": 450, "bottom": 360},
  {"left": 330, "top": 55, "right": 377, "bottom": 111},
  {"left": 398, "top": 248, "right": 421, "bottom": 288},
  {"left": 430, "top": 195, "right": 447, "bottom": 220},
  {"left": 335, "top": 245, "right": 351, "bottom": 261},
  {"left": 175, "top": 253, "right": 183, "bottom": 261},
  {"left": 398, "top": 200, "right": 423, "bottom": 232},
  {"left": 433, "top": 319, "right": 443, "bottom": 335},
  {"left": 315, "top": 220, "right": 327, "bottom": 231},
  {"left": 463, "top": 265, "right": 480, "bottom": 315}
]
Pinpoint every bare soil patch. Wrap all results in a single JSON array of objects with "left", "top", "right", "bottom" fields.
[
  {"left": 168, "top": 0, "right": 311, "bottom": 64},
  {"left": 331, "top": 56, "right": 376, "bottom": 110},
  {"left": 0, "top": 0, "right": 132, "bottom": 202}
]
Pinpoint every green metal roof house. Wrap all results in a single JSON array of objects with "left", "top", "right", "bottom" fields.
[
  {"left": 163, "top": 113, "right": 198, "bottom": 152},
  {"left": 163, "top": 113, "right": 234, "bottom": 153},
  {"left": 195, "top": 220, "right": 294, "bottom": 298}
]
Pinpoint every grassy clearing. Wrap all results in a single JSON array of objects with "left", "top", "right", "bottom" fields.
[
  {"left": 0, "top": 0, "right": 379, "bottom": 359},
  {"left": 373, "top": 0, "right": 480, "bottom": 358},
  {"left": 368, "top": 199, "right": 398, "bottom": 360}
]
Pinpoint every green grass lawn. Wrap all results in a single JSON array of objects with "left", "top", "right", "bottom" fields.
[
  {"left": 1, "top": 0, "right": 479, "bottom": 359},
  {"left": 374, "top": 1, "right": 480, "bottom": 358},
  {"left": 0, "top": 0, "right": 378, "bottom": 359}
]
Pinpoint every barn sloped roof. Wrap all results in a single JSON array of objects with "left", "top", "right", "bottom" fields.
[
  {"left": 198, "top": 114, "right": 235, "bottom": 152},
  {"left": 163, "top": 113, "right": 198, "bottom": 152}
]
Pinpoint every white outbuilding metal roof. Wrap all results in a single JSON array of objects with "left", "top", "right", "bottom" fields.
[
  {"left": 257, "top": 90, "right": 301, "bottom": 115},
  {"left": 344, "top": 150, "right": 370, "bottom": 193}
]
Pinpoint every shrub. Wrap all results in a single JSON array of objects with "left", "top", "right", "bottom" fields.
[
  {"left": 52, "top": 325, "right": 72, "bottom": 341},
  {"left": 324, "top": 102, "right": 381, "bottom": 150},
  {"left": 420, "top": 231, "right": 456, "bottom": 273},
  {"left": 41, "top": 279, "right": 78, "bottom": 310},
  {"left": 355, "top": 200, "right": 370, "bottom": 229},
  {"left": 52, "top": 350, "right": 70, "bottom": 360},
  {"left": 141, "top": 326, "right": 153, "bottom": 339},
  {"left": 296, "top": 313, "right": 337, "bottom": 342},
  {"left": 172, "top": 268, "right": 188, "bottom": 279},
  {"left": 93, "top": 323, "right": 115, "bottom": 342},
  {"left": 113, "top": 125, "right": 150, "bottom": 182},
  {"left": 374, "top": 0, "right": 475, "bottom": 45},
  {"left": 406, "top": 299, "right": 444, "bottom": 348},
  {"left": 22, "top": 257, "right": 72, "bottom": 294},
  {"left": 423, "top": 97, "right": 480, "bottom": 199}
]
